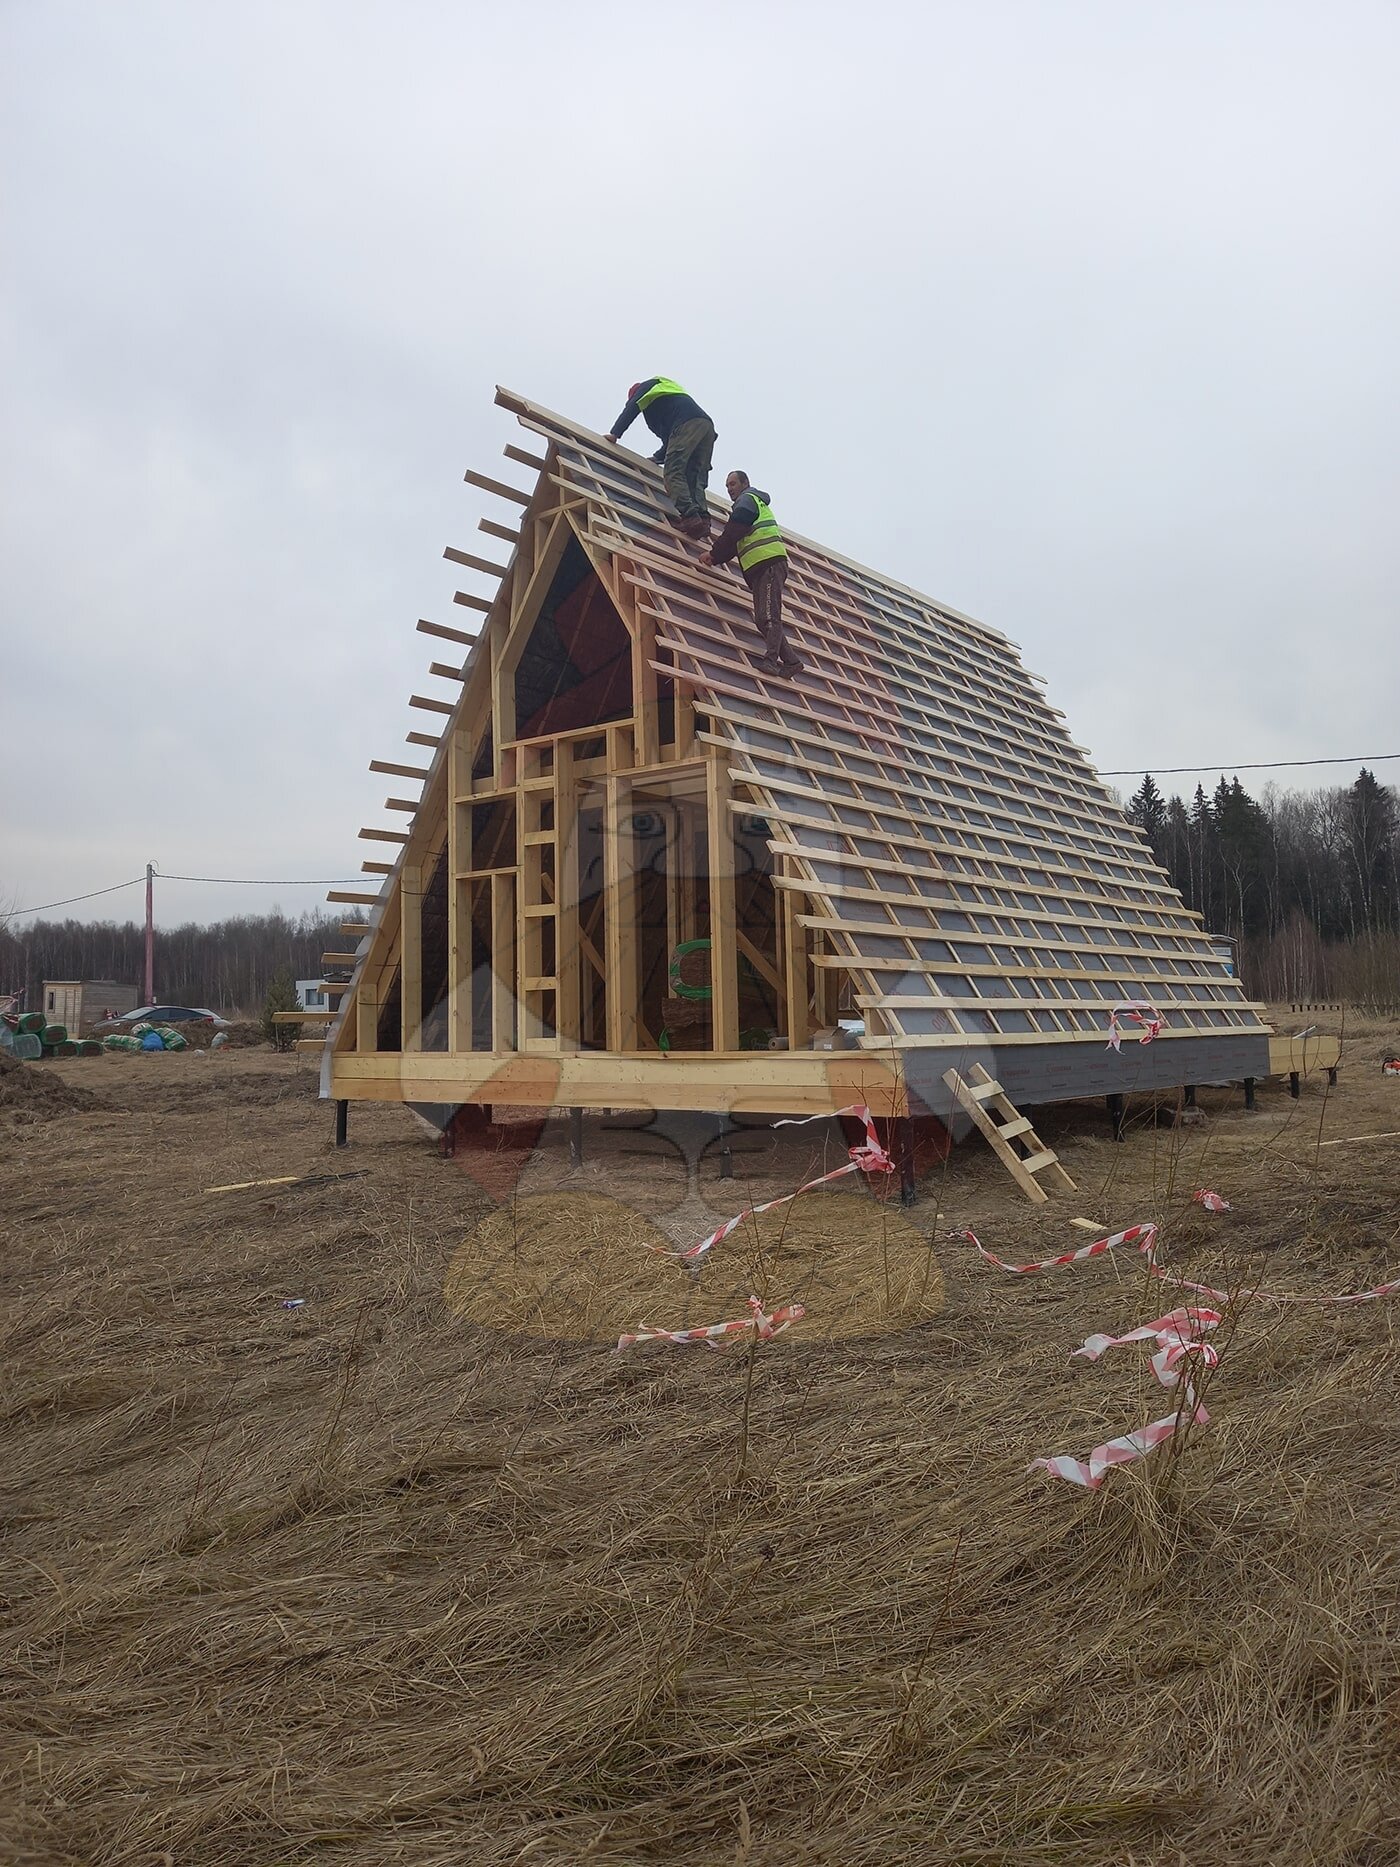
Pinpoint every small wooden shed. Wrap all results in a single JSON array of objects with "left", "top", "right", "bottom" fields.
[{"left": 42, "top": 980, "right": 139, "bottom": 1032}]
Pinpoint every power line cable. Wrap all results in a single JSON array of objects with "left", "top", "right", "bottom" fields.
[
  {"left": 9, "top": 876, "right": 146, "bottom": 916},
  {"left": 1101, "top": 752, "right": 1400, "bottom": 777},
  {"left": 157, "top": 873, "right": 365, "bottom": 885}
]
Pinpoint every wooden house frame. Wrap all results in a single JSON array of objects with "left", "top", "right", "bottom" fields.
[{"left": 310, "top": 388, "right": 1275, "bottom": 1174}]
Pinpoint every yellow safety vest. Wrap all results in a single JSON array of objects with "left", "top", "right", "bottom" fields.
[
  {"left": 737, "top": 492, "right": 788, "bottom": 573},
  {"left": 637, "top": 378, "right": 688, "bottom": 409}
]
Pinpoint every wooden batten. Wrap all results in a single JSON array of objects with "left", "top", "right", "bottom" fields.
[
  {"left": 328, "top": 890, "right": 380, "bottom": 905},
  {"left": 406, "top": 731, "right": 442, "bottom": 748},
  {"left": 362, "top": 861, "right": 393, "bottom": 875},
  {"left": 453, "top": 591, "right": 492, "bottom": 614},
  {"left": 360, "top": 827, "right": 410, "bottom": 844},
  {"left": 370, "top": 760, "right": 429, "bottom": 779},
  {"left": 479, "top": 517, "right": 520, "bottom": 545},
  {"left": 503, "top": 443, "right": 545, "bottom": 471},
  {"left": 443, "top": 545, "right": 508, "bottom": 578},
  {"left": 418, "top": 618, "right": 475, "bottom": 645},
  {"left": 428, "top": 661, "right": 467, "bottom": 682},
  {"left": 465, "top": 469, "right": 531, "bottom": 505},
  {"left": 410, "top": 695, "right": 454, "bottom": 715}
]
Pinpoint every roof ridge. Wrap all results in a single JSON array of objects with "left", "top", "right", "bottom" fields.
[{"left": 494, "top": 386, "right": 1019, "bottom": 655}]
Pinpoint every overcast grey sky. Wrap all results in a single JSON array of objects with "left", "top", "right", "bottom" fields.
[{"left": 4, "top": 0, "right": 1397, "bottom": 929}]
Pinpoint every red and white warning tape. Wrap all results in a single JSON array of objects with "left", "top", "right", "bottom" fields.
[
  {"left": 1194, "top": 1189, "right": 1231, "bottom": 1212},
  {"left": 1106, "top": 998, "right": 1165, "bottom": 1052},
  {"left": 616, "top": 1295, "right": 806, "bottom": 1353},
  {"left": 1028, "top": 1306, "right": 1223, "bottom": 1489},
  {"left": 961, "top": 1211, "right": 1400, "bottom": 1488},
  {"left": 679, "top": 1104, "right": 894, "bottom": 1267}
]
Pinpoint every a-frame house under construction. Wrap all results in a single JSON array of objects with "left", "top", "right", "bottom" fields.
[{"left": 313, "top": 388, "right": 1274, "bottom": 1191}]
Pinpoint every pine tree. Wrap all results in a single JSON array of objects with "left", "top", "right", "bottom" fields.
[
  {"left": 1345, "top": 768, "right": 1399, "bottom": 931},
  {"left": 261, "top": 964, "right": 300, "bottom": 1052},
  {"left": 1126, "top": 773, "right": 1168, "bottom": 855}
]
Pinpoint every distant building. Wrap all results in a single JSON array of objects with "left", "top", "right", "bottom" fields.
[
  {"left": 295, "top": 979, "right": 328, "bottom": 1010},
  {"left": 42, "top": 979, "right": 140, "bottom": 1032}
]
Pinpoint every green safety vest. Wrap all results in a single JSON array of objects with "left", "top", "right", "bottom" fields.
[
  {"left": 736, "top": 491, "right": 788, "bottom": 573},
  {"left": 637, "top": 377, "right": 687, "bottom": 409}
]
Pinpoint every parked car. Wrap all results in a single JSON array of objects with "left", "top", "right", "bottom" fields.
[{"left": 93, "top": 1005, "right": 232, "bottom": 1031}]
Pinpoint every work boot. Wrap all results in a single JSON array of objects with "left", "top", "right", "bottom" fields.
[
  {"left": 752, "top": 653, "right": 784, "bottom": 676},
  {"left": 683, "top": 514, "right": 711, "bottom": 541},
  {"left": 779, "top": 649, "right": 807, "bottom": 675}
]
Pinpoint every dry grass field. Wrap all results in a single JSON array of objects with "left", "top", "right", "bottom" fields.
[{"left": 3, "top": 1012, "right": 1399, "bottom": 1865}]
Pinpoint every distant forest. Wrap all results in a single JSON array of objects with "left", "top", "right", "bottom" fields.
[
  {"left": 0, "top": 911, "right": 343, "bottom": 1016},
  {"left": 3, "top": 769, "right": 1397, "bottom": 1015},
  {"left": 1124, "top": 767, "right": 1399, "bottom": 1006}
]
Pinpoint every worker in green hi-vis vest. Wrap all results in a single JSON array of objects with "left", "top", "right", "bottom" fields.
[
  {"left": 702, "top": 470, "right": 806, "bottom": 677},
  {"left": 607, "top": 377, "right": 716, "bottom": 540}
]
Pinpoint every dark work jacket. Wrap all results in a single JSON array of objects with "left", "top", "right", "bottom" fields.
[
  {"left": 710, "top": 489, "right": 770, "bottom": 574},
  {"left": 609, "top": 379, "right": 714, "bottom": 460}
]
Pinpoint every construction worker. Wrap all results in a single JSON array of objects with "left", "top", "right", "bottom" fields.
[
  {"left": 702, "top": 471, "right": 805, "bottom": 676},
  {"left": 607, "top": 379, "right": 716, "bottom": 540}
]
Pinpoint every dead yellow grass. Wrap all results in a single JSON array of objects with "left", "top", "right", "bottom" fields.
[
  {"left": 2, "top": 1012, "right": 1399, "bottom": 1864},
  {"left": 443, "top": 1188, "right": 945, "bottom": 1342}
]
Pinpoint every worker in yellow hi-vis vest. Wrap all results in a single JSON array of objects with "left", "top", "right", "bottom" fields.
[
  {"left": 607, "top": 378, "right": 716, "bottom": 540},
  {"left": 702, "top": 471, "right": 806, "bottom": 677}
]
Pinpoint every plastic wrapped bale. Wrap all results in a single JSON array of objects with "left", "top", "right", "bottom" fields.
[
  {"left": 79, "top": 1039, "right": 103, "bottom": 1057},
  {"left": 130, "top": 1021, "right": 153, "bottom": 1037},
  {"left": 18, "top": 1012, "right": 46, "bottom": 1035},
  {"left": 13, "top": 1033, "right": 43, "bottom": 1061},
  {"left": 140, "top": 1030, "right": 165, "bottom": 1052},
  {"left": 103, "top": 1034, "right": 142, "bottom": 1052},
  {"left": 57, "top": 1039, "right": 79, "bottom": 1057},
  {"left": 158, "top": 1027, "right": 188, "bottom": 1051},
  {"left": 41, "top": 1024, "right": 67, "bottom": 1046}
]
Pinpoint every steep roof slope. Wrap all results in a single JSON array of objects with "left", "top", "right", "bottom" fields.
[{"left": 500, "top": 388, "right": 1267, "bottom": 1051}]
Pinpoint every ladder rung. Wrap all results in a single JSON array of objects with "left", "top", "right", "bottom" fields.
[
  {"left": 968, "top": 1080, "right": 1004, "bottom": 1102},
  {"left": 1020, "top": 1149, "right": 1058, "bottom": 1174},
  {"left": 995, "top": 1116, "right": 1033, "bottom": 1140}
]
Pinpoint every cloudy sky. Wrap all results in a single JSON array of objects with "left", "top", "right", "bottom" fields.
[{"left": 4, "top": 0, "right": 1397, "bottom": 929}]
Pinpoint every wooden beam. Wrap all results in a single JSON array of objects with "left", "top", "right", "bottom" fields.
[
  {"left": 410, "top": 695, "right": 454, "bottom": 715},
  {"left": 706, "top": 755, "right": 740, "bottom": 1052},
  {"left": 453, "top": 591, "right": 492, "bottom": 614},
  {"left": 448, "top": 717, "right": 473, "bottom": 1056},
  {"left": 465, "top": 469, "right": 531, "bottom": 505},
  {"left": 370, "top": 760, "right": 428, "bottom": 779},
  {"left": 328, "top": 890, "right": 380, "bottom": 905},
  {"left": 360, "top": 827, "right": 410, "bottom": 843},
  {"left": 407, "top": 731, "right": 442, "bottom": 747},
  {"left": 418, "top": 617, "right": 475, "bottom": 645},
  {"left": 736, "top": 928, "right": 782, "bottom": 994},
  {"left": 341, "top": 921, "right": 372, "bottom": 936},
  {"left": 504, "top": 444, "right": 546, "bottom": 471},
  {"left": 361, "top": 861, "right": 393, "bottom": 875},
  {"left": 428, "top": 661, "right": 467, "bottom": 682},
  {"left": 322, "top": 952, "right": 361, "bottom": 967},
  {"left": 443, "top": 545, "right": 508, "bottom": 578},
  {"left": 554, "top": 739, "right": 581, "bottom": 1050},
  {"left": 479, "top": 517, "right": 520, "bottom": 545},
  {"left": 385, "top": 797, "right": 418, "bottom": 813}
]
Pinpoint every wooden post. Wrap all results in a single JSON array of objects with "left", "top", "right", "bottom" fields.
[
  {"left": 898, "top": 1117, "right": 917, "bottom": 1207},
  {"left": 554, "top": 738, "right": 581, "bottom": 1051},
  {"left": 448, "top": 722, "right": 473, "bottom": 1054},
  {"left": 604, "top": 772, "right": 640, "bottom": 1050},
  {"left": 1289, "top": 1071, "right": 1300, "bottom": 1099},
  {"left": 782, "top": 881, "right": 809, "bottom": 1050},
  {"left": 334, "top": 1099, "right": 348, "bottom": 1147},
  {"left": 569, "top": 1105, "right": 584, "bottom": 1169},
  {"left": 491, "top": 871, "right": 516, "bottom": 1053},
  {"left": 706, "top": 753, "right": 740, "bottom": 1053},
  {"left": 400, "top": 857, "right": 423, "bottom": 1052},
  {"left": 1243, "top": 1076, "right": 1257, "bottom": 1111},
  {"left": 1105, "top": 1093, "right": 1126, "bottom": 1142},
  {"left": 356, "top": 980, "right": 379, "bottom": 1054}
]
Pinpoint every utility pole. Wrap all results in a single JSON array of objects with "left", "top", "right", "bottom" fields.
[{"left": 144, "top": 863, "right": 155, "bottom": 1003}]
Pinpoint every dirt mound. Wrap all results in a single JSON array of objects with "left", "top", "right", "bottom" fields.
[
  {"left": 0, "top": 1051, "right": 108, "bottom": 1124},
  {"left": 169, "top": 1018, "right": 267, "bottom": 1049}
]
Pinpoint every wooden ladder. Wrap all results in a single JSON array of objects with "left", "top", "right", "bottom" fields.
[{"left": 942, "top": 1063, "right": 1076, "bottom": 1204}]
